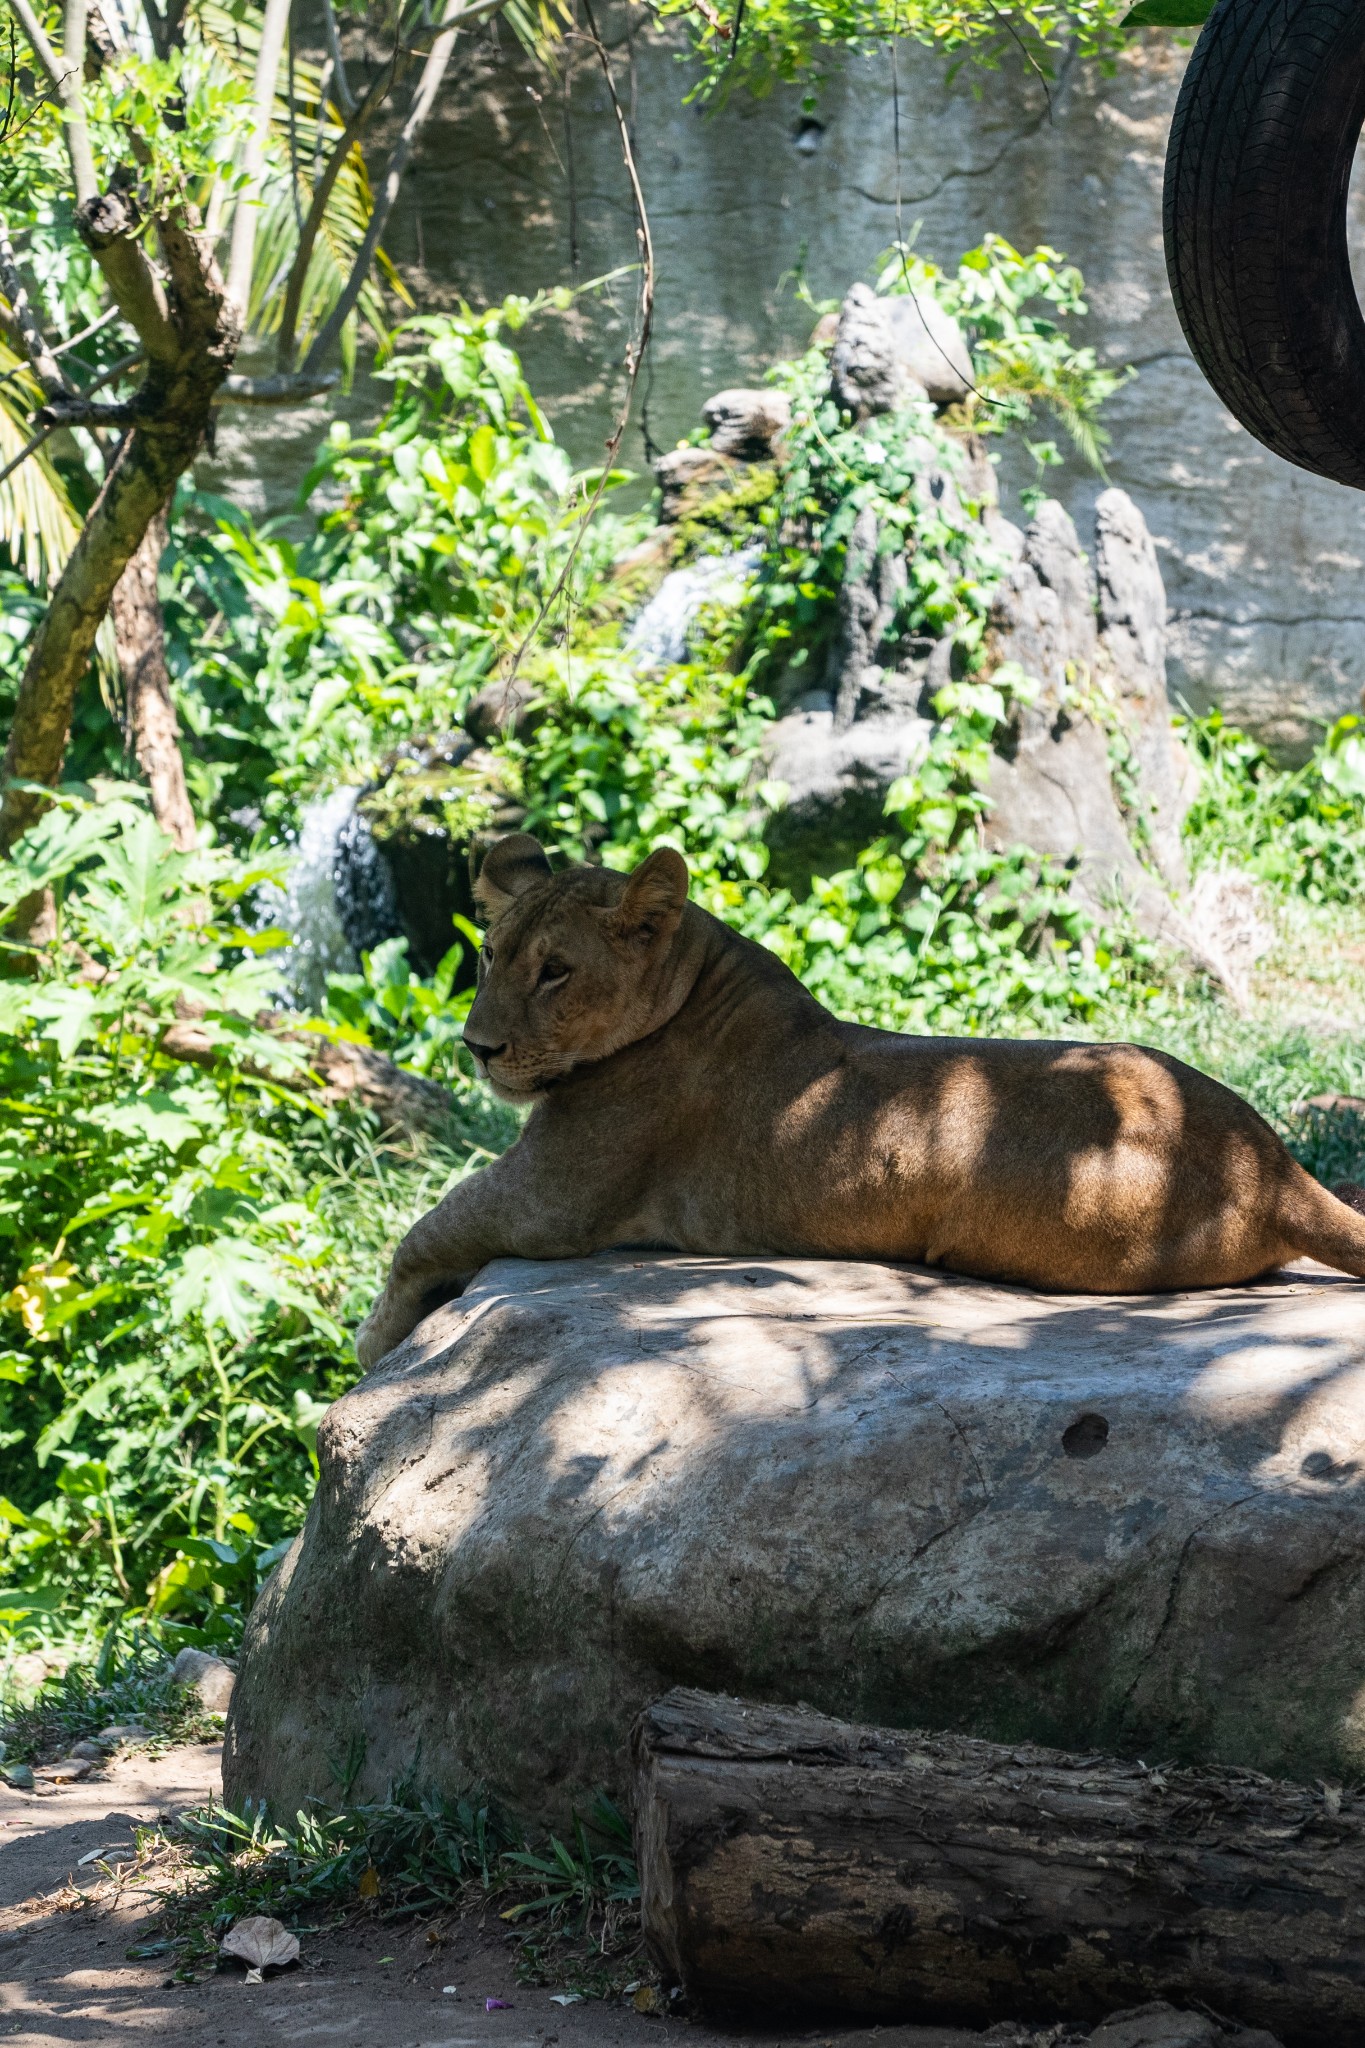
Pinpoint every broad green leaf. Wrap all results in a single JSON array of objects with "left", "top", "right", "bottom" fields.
[
  {"left": 292, "top": 1387, "right": 330, "bottom": 1452},
  {"left": 64, "top": 1189, "right": 158, "bottom": 1234},
  {"left": 169, "top": 1240, "right": 281, "bottom": 1341},
  {"left": 92, "top": 1094, "right": 211, "bottom": 1154},
  {"left": 92, "top": 812, "right": 182, "bottom": 933},
  {"left": 0, "top": 1586, "right": 63, "bottom": 1616},
  {"left": 34, "top": 1358, "right": 153, "bottom": 1462},
  {"left": 27, "top": 987, "right": 100, "bottom": 1060},
  {"left": 468, "top": 425, "right": 498, "bottom": 484},
  {"left": 0, "top": 800, "right": 140, "bottom": 909},
  {"left": 0, "top": 987, "right": 32, "bottom": 1036}
]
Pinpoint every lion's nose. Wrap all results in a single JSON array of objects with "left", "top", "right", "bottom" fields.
[{"left": 463, "top": 1034, "right": 507, "bottom": 1063}]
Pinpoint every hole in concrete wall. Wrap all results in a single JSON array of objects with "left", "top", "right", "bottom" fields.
[
  {"left": 793, "top": 116, "right": 826, "bottom": 156},
  {"left": 1062, "top": 1413, "right": 1109, "bottom": 1459}
]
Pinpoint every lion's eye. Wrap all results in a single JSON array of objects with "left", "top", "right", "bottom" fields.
[
  {"left": 538, "top": 958, "right": 570, "bottom": 989},
  {"left": 482, "top": 944, "right": 494, "bottom": 967}
]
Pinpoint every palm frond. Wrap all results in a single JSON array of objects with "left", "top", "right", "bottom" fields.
[
  {"left": 0, "top": 347, "right": 81, "bottom": 587},
  {"left": 194, "top": 0, "right": 415, "bottom": 355},
  {"left": 244, "top": 136, "right": 407, "bottom": 358}
]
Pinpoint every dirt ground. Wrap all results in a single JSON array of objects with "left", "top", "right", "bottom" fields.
[{"left": 0, "top": 1743, "right": 1024, "bottom": 2048}]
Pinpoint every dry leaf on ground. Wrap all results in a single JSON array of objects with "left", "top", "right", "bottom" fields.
[{"left": 219, "top": 1914, "right": 300, "bottom": 1983}]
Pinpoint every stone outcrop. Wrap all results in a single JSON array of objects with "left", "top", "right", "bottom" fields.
[
  {"left": 983, "top": 487, "right": 1197, "bottom": 949},
  {"left": 699, "top": 386, "right": 791, "bottom": 457},
  {"left": 830, "top": 280, "right": 974, "bottom": 414},
  {"left": 227, "top": 1250, "right": 1365, "bottom": 1828},
  {"left": 172, "top": 1647, "right": 235, "bottom": 1715}
]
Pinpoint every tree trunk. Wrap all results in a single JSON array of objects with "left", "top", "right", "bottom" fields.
[
  {"left": 0, "top": 203, "right": 236, "bottom": 932},
  {"left": 632, "top": 1688, "right": 1365, "bottom": 2048},
  {"left": 109, "top": 508, "right": 196, "bottom": 849}
]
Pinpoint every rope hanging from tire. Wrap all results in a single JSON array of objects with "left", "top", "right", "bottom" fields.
[{"left": 1164, "top": 0, "right": 1365, "bottom": 489}]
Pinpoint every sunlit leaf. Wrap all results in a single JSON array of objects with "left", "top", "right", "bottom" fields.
[{"left": 169, "top": 1240, "right": 282, "bottom": 1341}]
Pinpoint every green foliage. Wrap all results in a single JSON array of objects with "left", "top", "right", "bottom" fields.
[
  {"left": 0, "top": 1618, "right": 220, "bottom": 1763},
  {"left": 166, "top": 299, "right": 639, "bottom": 835},
  {"left": 666, "top": 0, "right": 1129, "bottom": 101},
  {"left": 1181, "top": 711, "right": 1365, "bottom": 903},
  {"left": 738, "top": 677, "right": 1153, "bottom": 1033},
  {"left": 142, "top": 1780, "right": 638, "bottom": 1987},
  {"left": 510, "top": 648, "right": 779, "bottom": 889},
  {"left": 1122, "top": 0, "right": 1210, "bottom": 27},
  {"left": 0, "top": 789, "right": 490, "bottom": 1623},
  {"left": 323, "top": 934, "right": 512, "bottom": 1101},
  {"left": 879, "top": 237, "right": 1131, "bottom": 474}
]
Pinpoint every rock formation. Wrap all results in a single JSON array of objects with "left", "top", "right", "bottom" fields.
[
  {"left": 226, "top": 1250, "right": 1365, "bottom": 1828},
  {"left": 692, "top": 282, "right": 1201, "bottom": 942},
  {"left": 982, "top": 487, "right": 1197, "bottom": 948},
  {"left": 830, "top": 279, "right": 975, "bottom": 414}
]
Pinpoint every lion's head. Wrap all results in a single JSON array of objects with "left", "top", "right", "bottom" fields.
[{"left": 462, "top": 835, "right": 692, "bottom": 1102}]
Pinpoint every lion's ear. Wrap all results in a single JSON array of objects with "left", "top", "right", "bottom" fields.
[
  {"left": 474, "top": 833, "right": 553, "bottom": 919},
  {"left": 614, "top": 846, "right": 689, "bottom": 942}
]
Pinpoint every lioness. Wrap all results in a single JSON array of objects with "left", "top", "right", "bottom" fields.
[{"left": 356, "top": 832, "right": 1365, "bottom": 1367}]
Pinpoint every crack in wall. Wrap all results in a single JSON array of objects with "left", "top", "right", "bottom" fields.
[{"left": 851, "top": 58, "right": 1073, "bottom": 210}]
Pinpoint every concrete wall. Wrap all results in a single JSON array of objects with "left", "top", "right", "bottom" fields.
[{"left": 211, "top": 28, "right": 1365, "bottom": 756}]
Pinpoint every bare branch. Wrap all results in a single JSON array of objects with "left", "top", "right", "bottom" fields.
[
  {"left": 321, "top": 0, "right": 356, "bottom": 116},
  {"left": 51, "top": 301, "right": 124, "bottom": 359},
  {"left": 76, "top": 188, "right": 178, "bottom": 365},
  {"left": 0, "top": 219, "right": 71, "bottom": 398},
  {"left": 276, "top": 59, "right": 398, "bottom": 371},
  {"left": 81, "top": 348, "right": 144, "bottom": 394},
  {"left": 217, "top": 368, "right": 339, "bottom": 403},
  {"left": 0, "top": 421, "right": 54, "bottom": 490},
  {"left": 36, "top": 395, "right": 137, "bottom": 427},
  {"left": 5, "top": 0, "right": 60, "bottom": 91},
  {"left": 7, "top": 0, "right": 98, "bottom": 203},
  {"left": 226, "top": 0, "right": 295, "bottom": 320},
  {"left": 301, "top": 0, "right": 509, "bottom": 377}
]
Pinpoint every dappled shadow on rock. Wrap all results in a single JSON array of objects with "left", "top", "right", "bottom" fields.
[{"left": 226, "top": 1253, "right": 1365, "bottom": 1826}]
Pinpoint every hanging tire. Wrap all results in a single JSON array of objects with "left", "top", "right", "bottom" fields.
[{"left": 1164, "top": 0, "right": 1365, "bottom": 489}]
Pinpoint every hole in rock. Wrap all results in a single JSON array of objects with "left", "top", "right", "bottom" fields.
[
  {"left": 793, "top": 116, "right": 826, "bottom": 155},
  {"left": 1062, "top": 1413, "right": 1109, "bottom": 1459},
  {"left": 1301, "top": 1449, "right": 1360, "bottom": 1484}
]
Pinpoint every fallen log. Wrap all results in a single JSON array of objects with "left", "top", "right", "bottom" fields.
[
  {"left": 632, "top": 1688, "right": 1365, "bottom": 2048},
  {"left": 161, "top": 1012, "right": 459, "bottom": 1137}
]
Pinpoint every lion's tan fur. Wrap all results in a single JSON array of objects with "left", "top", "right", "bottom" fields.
[{"left": 356, "top": 835, "right": 1365, "bottom": 1367}]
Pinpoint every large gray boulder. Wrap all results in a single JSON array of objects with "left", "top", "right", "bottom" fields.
[{"left": 227, "top": 1252, "right": 1365, "bottom": 1828}]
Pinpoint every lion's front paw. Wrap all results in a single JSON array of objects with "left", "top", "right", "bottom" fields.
[{"left": 355, "top": 1299, "right": 406, "bottom": 1371}]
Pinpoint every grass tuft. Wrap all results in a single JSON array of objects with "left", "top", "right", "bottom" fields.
[{"left": 128, "top": 1780, "right": 642, "bottom": 1994}]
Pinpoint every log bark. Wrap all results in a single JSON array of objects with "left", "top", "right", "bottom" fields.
[
  {"left": 110, "top": 508, "right": 196, "bottom": 850},
  {"left": 160, "top": 1009, "right": 460, "bottom": 1138},
  {"left": 632, "top": 1688, "right": 1365, "bottom": 2048}
]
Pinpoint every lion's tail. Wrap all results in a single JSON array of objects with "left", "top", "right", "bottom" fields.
[{"left": 1278, "top": 1168, "right": 1365, "bottom": 1277}]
